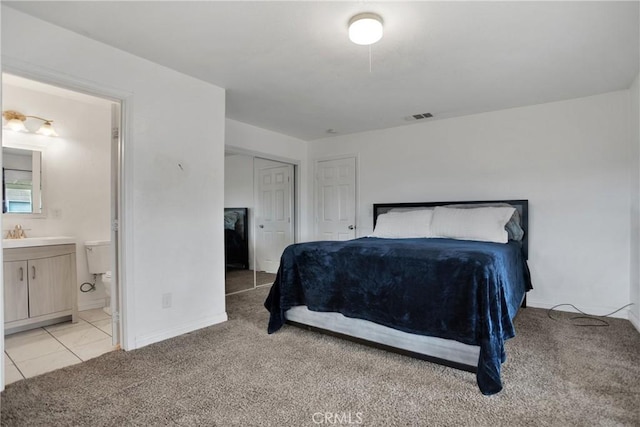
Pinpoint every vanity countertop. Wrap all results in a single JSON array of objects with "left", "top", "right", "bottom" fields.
[{"left": 2, "top": 236, "right": 76, "bottom": 249}]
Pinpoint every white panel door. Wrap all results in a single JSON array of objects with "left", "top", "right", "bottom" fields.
[
  {"left": 256, "top": 164, "right": 293, "bottom": 273},
  {"left": 315, "top": 157, "right": 357, "bottom": 241}
]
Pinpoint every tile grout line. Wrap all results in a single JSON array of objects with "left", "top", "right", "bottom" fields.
[
  {"left": 83, "top": 315, "right": 113, "bottom": 337},
  {"left": 61, "top": 318, "right": 114, "bottom": 360},
  {"left": 42, "top": 327, "right": 84, "bottom": 362},
  {"left": 5, "top": 312, "right": 113, "bottom": 384},
  {"left": 45, "top": 316, "right": 113, "bottom": 361},
  {"left": 85, "top": 312, "right": 114, "bottom": 336},
  {"left": 4, "top": 350, "right": 27, "bottom": 381}
]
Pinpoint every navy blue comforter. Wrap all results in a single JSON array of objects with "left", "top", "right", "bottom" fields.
[{"left": 265, "top": 237, "right": 531, "bottom": 395}]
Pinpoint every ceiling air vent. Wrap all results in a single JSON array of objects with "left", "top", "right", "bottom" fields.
[{"left": 412, "top": 113, "right": 433, "bottom": 120}]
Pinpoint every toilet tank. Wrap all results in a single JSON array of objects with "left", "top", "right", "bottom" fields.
[{"left": 85, "top": 240, "right": 111, "bottom": 274}]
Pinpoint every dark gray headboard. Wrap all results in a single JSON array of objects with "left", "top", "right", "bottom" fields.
[{"left": 373, "top": 200, "right": 528, "bottom": 259}]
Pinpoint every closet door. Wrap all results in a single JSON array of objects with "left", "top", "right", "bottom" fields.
[
  {"left": 255, "top": 164, "right": 293, "bottom": 274},
  {"left": 224, "top": 153, "right": 257, "bottom": 294},
  {"left": 224, "top": 153, "right": 296, "bottom": 292}
]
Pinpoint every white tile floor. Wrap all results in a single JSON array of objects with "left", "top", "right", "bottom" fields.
[{"left": 4, "top": 308, "right": 117, "bottom": 386}]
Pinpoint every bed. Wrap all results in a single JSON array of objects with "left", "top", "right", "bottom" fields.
[
  {"left": 265, "top": 200, "right": 532, "bottom": 395},
  {"left": 224, "top": 207, "right": 249, "bottom": 270}
]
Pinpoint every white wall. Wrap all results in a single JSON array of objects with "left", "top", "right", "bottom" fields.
[
  {"left": 630, "top": 72, "right": 640, "bottom": 331},
  {"left": 225, "top": 119, "right": 310, "bottom": 241},
  {"left": 309, "top": 91, "right": 632, "bottom": 317},
  {"left": 2, "top": 83, "right": 112, "bottom": 311},
  {"left": 2, "top": 7, "right": 227, "bottom": 354}
]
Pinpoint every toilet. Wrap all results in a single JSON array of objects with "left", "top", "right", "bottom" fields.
[{"left": 85, "top": 240, "right": 112, "bottom": 315}]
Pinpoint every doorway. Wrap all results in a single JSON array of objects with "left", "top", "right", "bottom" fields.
[
  {"left": 224, "top": 153, "right": 295, "bottom": 294},
  {"left": 1, "top": 73, "right": 124, "bottom": 386},
  {"left": 314, "top": 156, "right": 357, "bottom": 241}
]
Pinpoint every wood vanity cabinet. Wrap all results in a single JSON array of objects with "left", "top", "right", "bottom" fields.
[{"left": 3, "top": 244, "right": 77, "bottom": 333}]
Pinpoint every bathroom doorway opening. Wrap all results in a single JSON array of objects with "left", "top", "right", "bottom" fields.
[{"left": 1, "top": 72, "right": 126, "bottom": 387}]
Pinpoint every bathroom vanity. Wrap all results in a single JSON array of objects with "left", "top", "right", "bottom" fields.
[{"left": 3, "top": 237, "right": 77, "bottom": 334}]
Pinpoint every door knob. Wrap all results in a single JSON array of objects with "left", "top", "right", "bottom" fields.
[
  {"left": 348, "top": 225, "right": 355, "bottom": 230},
  {"left": 259, "top": 225, "right": 264, "bottom": 229}
]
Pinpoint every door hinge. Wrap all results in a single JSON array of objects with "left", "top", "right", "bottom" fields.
[
  {"left": 112, "top": 311, "right": 120, "bottom": 323},
  {"left": 112, "top": 219, "right": 119, "bottom": 232},
  {"left": 112, "top": 127, "right": 120, "bottom": 139}
]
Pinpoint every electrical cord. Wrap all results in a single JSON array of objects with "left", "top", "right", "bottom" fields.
[{"left": 547, "top": 303, "right": 634, "bottom": 327}]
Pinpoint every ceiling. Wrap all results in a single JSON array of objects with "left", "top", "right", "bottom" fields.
[{"left": 5, "top": 1, "right": 639, "bottom": 141}]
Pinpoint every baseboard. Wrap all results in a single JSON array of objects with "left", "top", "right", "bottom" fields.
[
  {"left": 526, "top": 299, "right": 629, "bottom": 320},
  {"left": 629, "top": 310, "right": 640, "bottom": 333},
  {"left": 134, "top": 312, "right": 228, "bottom": 349},
  {"left": 78, "top": 299, "right": 107, "bottom": 312}
]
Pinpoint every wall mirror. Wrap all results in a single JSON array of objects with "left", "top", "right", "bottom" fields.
[{"left": 2, "top": 147, "right": 42, "bottom": 214}]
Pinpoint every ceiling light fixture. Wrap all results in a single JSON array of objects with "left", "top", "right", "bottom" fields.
[
  {"left": 348, "top": 13, "right": 383, "bottom": 45},
  {"left": 2, "top": 110, "right": 58, "bottom": 137}
]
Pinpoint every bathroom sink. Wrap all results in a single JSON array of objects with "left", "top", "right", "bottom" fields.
[{"left": 2, "top": 236, "right": 76, "bottom": 249}]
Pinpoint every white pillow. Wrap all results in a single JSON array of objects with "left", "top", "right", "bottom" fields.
[
  {"left": 430, "top": 206, "right": 516, "bottom": 243},
  {"left": 370, "top": 209, "right": 433, "bottom": 238}
]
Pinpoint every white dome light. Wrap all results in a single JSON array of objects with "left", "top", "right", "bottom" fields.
[
  {"left": 5, "top": 118, "right": 27, "bottom": 132},
  {"left": 349, "top": 13, "right": 383, "bottom": 45},
  {"left": 36, "top": 121, "right": 58, "bottom": 137}
]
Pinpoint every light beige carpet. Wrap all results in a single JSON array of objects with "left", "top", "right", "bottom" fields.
[{"left": 2, "top": 286, "right": 639, "bottom": 426}]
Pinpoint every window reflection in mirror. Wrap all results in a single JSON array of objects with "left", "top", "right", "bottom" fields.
[{"left": 2, "top": 147, "right": 42, "bottom": 214}]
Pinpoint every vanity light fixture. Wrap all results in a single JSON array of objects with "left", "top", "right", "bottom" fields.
[
  {"left": 2, "top": 110, "right": 58, "bottom": 137},
  {"left": 348, "top": 13, "right": 384, "bottom": 45}
]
